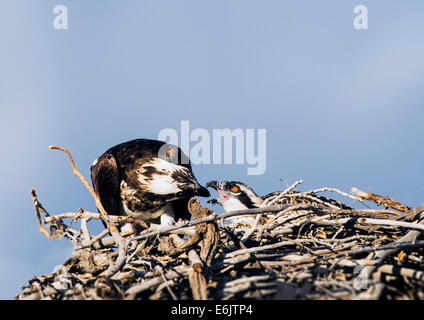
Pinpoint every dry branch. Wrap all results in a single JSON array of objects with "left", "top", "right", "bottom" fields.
[
  {"left": 48, "top": 145, "right": 127, "bottom": 279},
  {"left": 351, "top": 187, "right": 410, "bottom": 212}
]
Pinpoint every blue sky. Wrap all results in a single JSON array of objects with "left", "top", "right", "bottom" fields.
[{"left": 1, "top": 1, "right": 423, "bottom": 299}]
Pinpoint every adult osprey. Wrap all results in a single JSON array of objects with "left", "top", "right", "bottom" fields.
[
  {"left": 206, "top": 180, "right": 351, "bottom": 214},
  {"left": 90, "top": 139, "right": 210, "bottom": 226}
]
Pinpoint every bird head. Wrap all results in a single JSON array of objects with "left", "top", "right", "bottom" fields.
[
  {"left": 205, "top": 180, "right": 263, "bottom": 212},
  {"left": 138, "top": 158, "right": 210, "bottom": 199},
  {"left": 175, "top": 169, "right": 211, "bottom": 198}
]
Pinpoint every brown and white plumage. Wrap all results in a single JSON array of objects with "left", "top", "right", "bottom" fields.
[{"left": 90, "top": 139, "right": 210, "bottom": 226}]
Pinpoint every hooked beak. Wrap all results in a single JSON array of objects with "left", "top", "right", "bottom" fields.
[
  {"left": 206, "top": 181, "right": 222, "bottom": 205},
  {"left": 206, "top": 180, "right": 228, "bottom": 199},
  {"left": 193, "top": 183, "right": 210, "bottom": 197},
  {"left": 206, "top": 180, "right": 219, "bottom": 190}
]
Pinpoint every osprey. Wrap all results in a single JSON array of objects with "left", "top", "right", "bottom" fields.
[
  {"left": 90, "top": 139, "right": 210, "bottom": 226},
  {"left": 206, "top": 180, "right": 351, "bottom": 220}
]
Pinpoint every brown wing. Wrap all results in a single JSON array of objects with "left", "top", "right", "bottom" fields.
[
  {"left": 90, "top": 152, "right": 122, "bottom": 216},
  {"left": 105, "top": 139, "right": 195, "bottom": 220}
]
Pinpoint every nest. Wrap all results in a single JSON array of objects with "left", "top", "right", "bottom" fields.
[{"left": 15, "top": 146, "right": 424, "bottom": 300}]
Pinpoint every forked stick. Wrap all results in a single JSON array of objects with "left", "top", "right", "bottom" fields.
[
  {"left": 48, "top": 145, "right": 115, "bottom": 228},
  {"left": 30, "top": 188, "right": 50, "bottom": 238},
  {"left": 49, "top": 145, "right": 126, "bottom": 278}
]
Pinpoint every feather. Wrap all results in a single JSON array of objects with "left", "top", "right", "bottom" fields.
[{"left": 90, "top": 139, "right": 210, "bottom": 224}]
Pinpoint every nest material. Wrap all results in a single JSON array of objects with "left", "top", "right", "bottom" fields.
[{"left": 16, "top": 185, "right": 424, "bottom": 300}]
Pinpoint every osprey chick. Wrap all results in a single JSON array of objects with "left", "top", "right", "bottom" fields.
[
  {"left": 206, "top": 180, "right": 350, "bottom": 223},
  {"left": 90, "top": 139, "right": 210, "bottom": 226}
]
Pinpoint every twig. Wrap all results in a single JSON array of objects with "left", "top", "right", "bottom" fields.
[
  {"left": 30, "top": 188, "right": 78, "bottom": 242},
  {"left": 352, "top": 205, "right": 424, "bottom": 299},
  {"left": 263, "top": 179, "right": 303, "bottom": 206},
  {"left": 158, "top": 267, "right": 178, "bottom": 300},
  {"left": 305, "top": 187, "right": 364, "bottom": 204},
  {"left": 133, "top": 204, "right": 292, "bottom": 241},
  {"left": 224, "top": 240, "right": 298, "bottom": 258},
  {"left": 377, "top": 264, "right": 424, "bottom": 282},
  {"left": 351, "top": 187, "right": 410, "bottom": 212},
  {"left": 125, "top": 266, "right": 189, "bottom": 299},
  {"left": 311, "top": 216, "right": 424, "bottom": 232},
  {"left": 241, "top": 213, "right": 262, "bottom": 242},
  {"left": 49, "top": 145, "right": 127, "bottom": 278},
  {"left": 48, "top": 146, "right": 112, "bottom": 225},
  {"left": 30, "top": 188, "right": 50, "bottom": 238},
  {"left": 188, "top": 250, "right": 208, "bottom": 300}
]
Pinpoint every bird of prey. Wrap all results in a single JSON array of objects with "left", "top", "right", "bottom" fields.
[
  {"left": 206, "top": 180, "right": 350, "bottom": 220},
  {"left": 90, "top": 139, "right": 210, "bottom": 227}
]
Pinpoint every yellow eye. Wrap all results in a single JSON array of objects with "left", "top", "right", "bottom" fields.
[{"left": 231, "top": 186, "right": 239, "bottom": 193}]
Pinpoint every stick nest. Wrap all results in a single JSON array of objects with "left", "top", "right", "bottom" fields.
[
  {"left": 15, "top": 146, "right": 424, "bottom": 300},
  {"left": 16, "top": 187, "right": 424, "bottom": 300}
]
